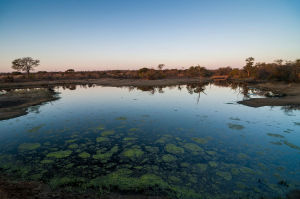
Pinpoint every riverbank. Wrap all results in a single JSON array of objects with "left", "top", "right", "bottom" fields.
[
  {"left": 238, "top": 82, "right": 300, "bottom": 107},
  {"left": 0, "top": 78, "right": 211, "bottom": 89},
  {"left": 0, "top": 88, "right": 59, "bottom": 120}
]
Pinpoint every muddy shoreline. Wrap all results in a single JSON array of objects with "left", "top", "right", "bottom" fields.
[
  {"left": 237, "top": 82, "right": 300, "bottom": 108},
  {"left": 0, "top": 88, "right": 59, "bottom": 121}
]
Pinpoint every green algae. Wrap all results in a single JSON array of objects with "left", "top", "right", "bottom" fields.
[
  {"left": 196, "top": 163, "right": 207, "bottom": 172},
  {"left": 66, "top": 139, "right": 77, "bottom": 143},
  {"left": 123, "top": 137, "right": 137, "bottom": 141},
  {"left": 239, "top": 167, "right": 254, "bottom": 174},
  {"left": 283, "top": 140, "right": 300, "bottom": 150},
  {"left": 270, "top": 141, "right": 282, "bottom": 145},
  {"left": 93, "top": 146, "right": 118, "bottom": 162},
  {"left": 101, "top": 130, "right": 115, "bottom": 136},
  {"left": 183, "top": 143, "right": 203, "bottom": 153},
  {"left": 229, "top": 117, "right": 241, "bottom": 121},
  {"left": 237, "top": 153, "right": 248, "bottom": 159},
  {"left": 49, "top": 176, "right": 86, "bottom": 189},
  {"left": 46, "top": 150, "right": 72, "bottom": 158},
  {"left": 206, "top": 151, "right": 217, "bottom": 156},
  {"left": 78, "top": 152, "right": 91, "bottom": 159},
  {"left": 116, "top": 117, "right": 127, "bottom": 120},
  {"left": 216, "top": 171, "right": 232, "bottom": 181},
  {"left": 96, "top": 137, "right": 109, "bottom": 142},
  {"left": 208, "top": 161, "right": 218, "bottom": 168},
  {"left": 41, "top": 159, "right": 54, "bottom": 164},
  {"left": 231, "top": 168, "right": 240, "bottom": 175},
  {"left": 122, "top": 147, "right": 144, "bottom": 160},
  {"left": 95, "top": 125, "right": 105, "bottom": 131},
  {"left": 227, "top": 123, "right": 244, "bottom": 130},
  {"left": 68, "top": 144, "right": 78, "bottom": 149},
  {"left": 267, "top": 133, "right": 284, "bottom": 138},
  {"left": 165, "top": 144, "right": 184, "bottom": 155},
  {"left": 192, "top": 137, "right": 208, "bottom": 144},
  {"left": 161, "top": 154, "right": 177, "bottom": 162},
  {"left": 18, "top": 143, "right": 41, "bottom": 151},
  {"left": 27, "top": 124, "right": 45, "bottom": 133},
  {"left": 145, "top": 146, "right": 159, "bottom": 153},
  {"left": 89, "top": 170, "right": 169, "bottom": 195},
  {"left": 128, "top": 128, "right": 139, "bottom": 132}
]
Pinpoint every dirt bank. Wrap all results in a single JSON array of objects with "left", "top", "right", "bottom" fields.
[
  {"left": 0, "top": 78, "right": 211, "bottom": 89},
  {"left": 0, "top": 88, "right": 59, "bottom": 121},
  {"left": 238, "top": 82, "right": 300, "bottom": 107}
]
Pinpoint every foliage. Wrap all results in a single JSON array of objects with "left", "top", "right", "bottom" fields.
[{"left": 11, "top": 57, "right": 40, "bottom": 78}]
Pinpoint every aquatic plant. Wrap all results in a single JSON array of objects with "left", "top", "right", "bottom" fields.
[
  {"left": 40, "top": 159, "right": 54, "bottom": 164},
  {"left": 49, "top": 176, "right": 86, "bottom": 189},
  {"left": 294, "top": 122, "right": 300, "bottom": 126},
  {"left": 93, "top": 145, "right": 118, "bottom": 162},
  {"left": 216, "top": 171, "right": 232, "bottom": 181},
  {"left": 283, "top": 140, "right": 300, "bottom": 150},
  {"left": 116, "top": 117, "right": 127, "bottom": 120},
  {"left": 128, "top": 128, "right": 139, "bottom": 132},
  {"left": 192, "top": 137, "right": 208, "bottom": 144},
  {"left": 267, "top": 133, "right": 284, "bottom": 138},
  {"left": 46, "top": 150, "right": 72, "bottom": 158},
  {"left": 183, "top": 143, "right": 203, "bottom": 153},
  {"left": 27, "top": 124, "right": 45, "bottom": 133},
  {"left": 195, "top": 163, "right": 207, "bottom": 172},
  {"left": 96, "top": 137, "right": 109, "bottom": 142},
  {"left": 208, "top": 161, "right": 218, "bottom": 168},
  {"left": 227, "top": 123, "right": 244, "bottom": 130},
  {"left": 78, "top": 152, "right": 91, "bottom": 159},
  {"left": 145, "top": 146, "right": 159, "bottom": 153},
  {"left": 122, "top": 147, "right": 144, "bottom": 160},
  {"left": 162, "top": 154, "right": 177, "bottom": 162},
  {"left": 89, "top": 169, "right": 170, "bottom": 196},
  {"left": 68, "top": 144, "right": 78, "bottom": 149},
  {"left": 229, "top": 117, "right": 241, "bottom": 121},
  {"left": 18, "top": 143, "right": 41, "bottom": 151},
  {"left": 101, "top": 130, "right": 115, "bottom": 136},
  {"left": 165, "top": 144, "right": 184, "bottom": 155}
]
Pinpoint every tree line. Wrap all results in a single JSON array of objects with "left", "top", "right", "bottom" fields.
[{"left": 3, "top": 57, "right": 300, "bottom": 82}]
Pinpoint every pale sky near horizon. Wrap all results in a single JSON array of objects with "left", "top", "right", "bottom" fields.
[{"left": 0, "top": 0, "right": 300, "bottom": 72}]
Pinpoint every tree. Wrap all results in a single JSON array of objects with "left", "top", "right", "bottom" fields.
[
  {"left": 243, "top": 57, "right": 255, "bottom": 77},
  {"left": 158, "top": 64, "right": 165, "bottom": 70},
  {"left": 12, "top": 57, "right": 40, "bottom": 78}
]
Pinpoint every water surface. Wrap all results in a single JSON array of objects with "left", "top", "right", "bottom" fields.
[{"left": 1, "top": 84, "right": 300, "bottom": 198}]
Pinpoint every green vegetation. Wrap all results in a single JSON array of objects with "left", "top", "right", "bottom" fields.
[
  {"left": 267, "top": 133, "right": 284, "bottom": 138},
  {"left": 46, "top": 150, "right": 72, "bottom": 158},
  {"left": 18, "top": 143, "right": 41, "bottom": 151},
  {"left": 101, "top": 130, "right": 115, "bottom": 136},
  {"left": 78, "top": 152, "right": 91, "bottom": 158},
  {"left": 122, "top": 147, "right": 144, "bottom": 160},
  {"left": 228, "top": 123, "right": 244, "bottom": 130},
  {"left": 165, "top": 144, "right": 184, "bottom": 155}
]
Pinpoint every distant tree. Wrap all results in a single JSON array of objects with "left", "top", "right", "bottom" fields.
[
  {"left": 158, "top": 64, "right": 165, "bottom": 70},
  {"left": 65, "top": 69, "right": 75, "bottom": 73},
  {"left": 12, "top": 57, "right": 40, "bottom": 78},
  {"left": 274, "top": 59, "right": 283, "bottom": 65},
  {"left": 243, "top": 57, "right": 255, "bottom": 77}
]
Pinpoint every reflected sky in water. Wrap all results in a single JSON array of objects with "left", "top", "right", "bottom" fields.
[{"left": 0, "top": 84, "right": 300, "bottom": 198}]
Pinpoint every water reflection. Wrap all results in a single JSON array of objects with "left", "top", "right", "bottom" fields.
[{"left": 0, "top": 83, "right": 300, "bottom": 198}]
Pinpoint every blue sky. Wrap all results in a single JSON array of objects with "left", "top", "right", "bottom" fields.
[{"left": 0, "top": 0, "right": 299, "bottom": 72}]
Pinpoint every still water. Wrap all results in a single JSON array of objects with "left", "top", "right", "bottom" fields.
[{"left": 0, "top": 84, "right": 300, "bottom": 198}]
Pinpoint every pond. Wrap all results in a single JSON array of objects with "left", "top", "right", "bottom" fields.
[{"left": 0, "top": 83, "right": 300, "bottom": 198}]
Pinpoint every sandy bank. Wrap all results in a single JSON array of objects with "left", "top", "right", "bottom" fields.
[
  {"left": 0, "top": 88, "right": 59, "bottom": 120},
  {"left": 238, "top": 82, "right": 300, "bottom": 107}
]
